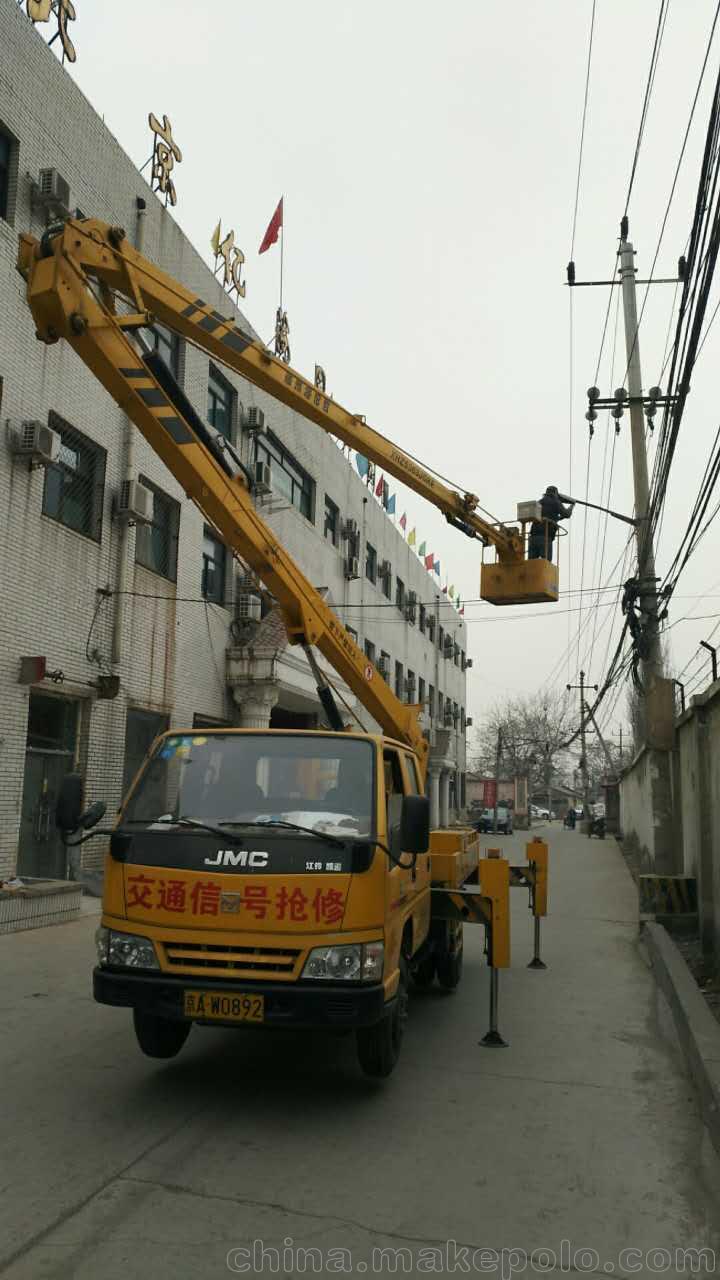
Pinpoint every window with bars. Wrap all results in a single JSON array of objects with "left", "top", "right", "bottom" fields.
[
  {"left": 395, "top": 660, "right": 404, "bottom": 699},
  {"left": 365, "top": 542, "right": 377, "bottom": 584},
  {"left": 42, "top": 413, "right": 106, "bottom": 542},
  {"left": 428, "top": 684, "right": 435, "bottom": 719},
  {"left": 201, "top": 526, "right": 227, "bottom": 605},
  {"left": 150, "top": 323, "right": 181, "bottom": 378},
  {"left": 135, "top": 475, "right": 180, "bottom": 580},
  {"left": 208, "top": 365, "right": 234, "bottom": 440},
  {"left": 324, "top": 495, "right": 339, "bottom": 545},
  {"left": 364, "top": 638, "right": 376, "bottom": 664},
  {"left": 395, "top": 577, "right": 405, "bottom": 611},
  {"left": 418, "top": 676, "right": 425, "bottom": 707},
  {"left": 419, "top": 604, "right": 426, "bottom": 633},
  {"left": 428, "top": 614, "right": 436, "bottom": 644},
  {"left": 255, "top": 430, "right": 314, "bottom": 520},
  {"left": 0, "top": 125, "right": 13, "bottom": 222}
]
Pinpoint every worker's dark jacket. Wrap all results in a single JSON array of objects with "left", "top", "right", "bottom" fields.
[{"left": 530, "top": 493, "right": 573, "bottom": 554}]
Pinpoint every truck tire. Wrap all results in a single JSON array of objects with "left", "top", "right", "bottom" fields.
[
  {"left": 133, "top": 1009, "right": 191, "bottom": 1059},
  {"left": 356, "top": 954, "right": 408, "bottom": 1078},
  {"left": 436, "top": 923, "right": 463, "bottom": 991}
]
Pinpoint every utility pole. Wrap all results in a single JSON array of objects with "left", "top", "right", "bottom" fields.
[
  {"left": 567, "top": 671, "right": 598, "bottom": 823},
  {"left": 618, "top": 226, "right": 664, "bottom": 687},
  {"left": 492, "top": 727, "right": 502, "bottom": 835}
]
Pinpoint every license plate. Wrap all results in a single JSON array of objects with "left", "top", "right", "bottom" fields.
[{"left": 183, "top": 990, "right": 264, "bottom": 1023}]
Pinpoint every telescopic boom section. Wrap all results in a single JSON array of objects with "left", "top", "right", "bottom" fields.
[
  {"left": 19, "top": 219, "right": 523, "bottom": 564},
  {"left": 17, "top": 220, "right": 430, "bottom": 769}
]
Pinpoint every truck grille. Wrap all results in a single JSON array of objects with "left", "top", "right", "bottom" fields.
[{"left": 161, "top": 941, "right": 302, "bottom": 980}]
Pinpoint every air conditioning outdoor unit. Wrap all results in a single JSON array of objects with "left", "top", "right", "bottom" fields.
[
  {"left": 465, "top": 658, "right": 473, "bottom": 669},
  {"left": 466, "top": 717, "right": 473, "bottom": 728},
  {"left": 341, "top": 518, "right": 358, "bottom": 540},
  {"left": 9, "top": 420, "right": 61, "bottom": 466},
  {"left": 244, "top": 407, "right": 266, "bottom": 435},
  {"left": 254, "top": 460, "right": 272, "bottom": 494},
  {"left": 235, "top": 592, "right": 262, "bottom": 623},
  {"left": 33, "top": 168, "right": 71, "bottom": 219},
  {"left": 117, "top": 478, "right": 154, "bottom": 524},
  {"left": 344, "top": 556, "right": 360, "bottom": 580}
]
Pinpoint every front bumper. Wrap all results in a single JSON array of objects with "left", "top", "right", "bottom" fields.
[{"left": 94, "top": 967, "right": 388, "bottom": 1030}]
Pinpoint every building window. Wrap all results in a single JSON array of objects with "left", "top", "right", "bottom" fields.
[
  {"left": 346, "top": 625, "right": 359, "bottom": 644},
  {"left": 461, "top": 707, "right": 466, "bottom": 733},
  {"left": 135, "top": 475, "right": 180, "bottom": 580},
  {"left": 419, "top": 604, "right": 426, "bottom": 633},
  {"left": 454, "top": 643, "right": 460, "bottom": 667},
  {"left": 438, "top": 625, "right": 444, "bottom": 652},
  {"left": 380, "top": 650, "right": 391, "bottom": 681},
  {"left": 428, "top": 615, "right": 436, "bottom": 644},
  {"left": 395, "top": 661, "right": 404, "bottom": 700},
  {"left": 0, "top": 125, "right": 13, "bottom": 222},
  {"left": 324, "top": 495, "right": 339, "bottom": 545},
  {"left": 438, "top": 692, "right": 444, "bottom": 721},
  {"left": 364, "top": 638, "right": 376, "bottom": 664},
  {"left": 428, "top": 684, "right": 434, "bottom": 718},
  {"left": 418, "top": 676, "right": 425, "bottom": 707},
  {"left": 201, "top": 526, "right": 227, "bottom": 605},
  {"left": 395, "top": 577, "right": 405, "bottom": 611},
  {"left": 406, "top": 669, "right": 416, "bottom": 701},
  {"left": 42, "top": 413, "right": 106, "bottom": 543},
  {"left": 365, "top": 542, "right": 377, "bottom": 584},
  {"left": 381, "top": 562, "right": 392, "bottom": 600},
  {"left": 256, "top": 430, "right": 314, "bottom": 520},
  {"left": 461, "top": 649, "right": 466, "bottom": 670},
  {"left": 150, "top": 323, "right": 180, "bottom": 378},
  {"left": 208, "top": 365, "right": 234, "bottom": 440}
]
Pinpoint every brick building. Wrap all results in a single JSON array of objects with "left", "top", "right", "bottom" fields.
[{"left": 0, "top": 0, "right": 468, "bottom": 881}]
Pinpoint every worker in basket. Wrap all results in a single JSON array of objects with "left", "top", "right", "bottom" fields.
[{"left": 528, "top": 486, "right": 574, "bottom": 561}]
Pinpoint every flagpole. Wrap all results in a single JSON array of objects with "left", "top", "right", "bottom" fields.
[{"left": 279, "top": 216, "right": 284, "bottom": 315}]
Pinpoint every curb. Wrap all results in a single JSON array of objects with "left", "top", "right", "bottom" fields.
[{"left": 643, "top": 921, "right": 720, "bottom": 1157}]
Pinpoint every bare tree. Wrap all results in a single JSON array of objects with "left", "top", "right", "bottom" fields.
[{"left": 471, "top": 692, "right": 576, "bottom": 795}]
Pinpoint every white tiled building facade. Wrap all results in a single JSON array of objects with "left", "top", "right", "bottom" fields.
[{"left": 0, "top": 0, "right": 468, "bottom": 882}]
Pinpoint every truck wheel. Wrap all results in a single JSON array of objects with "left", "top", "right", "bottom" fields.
[
  {"left": 436, "top": 923, "right": 464, "bottom": 991},
  {"left": 411, "top": 949, "right": 436, "bottom": 989},
  {"left": 356, "top": 955, "right": 408, "bottom": 1078},
  {"left": 133, "top": 1009, "right": 191, "bottom": 1059}
]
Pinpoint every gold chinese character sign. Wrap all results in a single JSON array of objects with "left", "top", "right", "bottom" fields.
[
  {"left": 211, "top": 220, "right": 246, "bottom": 299},
  {"left": 23, "top": 0, "right": 77, "bottom": 63},
  {"left": 148, "top": 113, "right": 182, "bottom": 207}
]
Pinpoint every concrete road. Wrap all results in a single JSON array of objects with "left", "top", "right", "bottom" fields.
[{"left": 1, "top": 829, "right": 719, "bottom": 1279}]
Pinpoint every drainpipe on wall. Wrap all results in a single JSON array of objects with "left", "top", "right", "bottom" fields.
[{"left": 112, "top": 196, "right": 146, "bottom": 665}]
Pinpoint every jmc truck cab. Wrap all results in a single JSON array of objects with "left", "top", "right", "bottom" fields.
[{"left": 84, "top": 728, "right": 448, "bottom": 1078}]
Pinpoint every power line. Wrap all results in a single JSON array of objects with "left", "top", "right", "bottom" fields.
[
  {"left": 570, "top": 0, "right": 598, "bottom": 260},
  {"left": 623, "top": 0, "right": 672, "bottom": 217}
]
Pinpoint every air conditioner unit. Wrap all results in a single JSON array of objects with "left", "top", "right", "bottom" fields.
[
  {"left": 244, "top": 407, "right": 266, "bottom": 435},
  {"left": 466, "top": 717, "right": 473, "bottom": 728},
  {"left": 344, "top": 556, "right": 360, "bottom": 580},
  {"left": 235, "top": 592, "right": 262, "bottom": 623},
  {"left": 378, "top": 656, "right": 390, "bottom": 679},
  {"left": 9, "top": 420, "right": 61, "bottom": 466},
  {"left": 254, "top": 460, "right": 272, "bottom": 494},
  {"left": 33, "top": 168, "right": 71, "bottom": 219},
  {"left": 341, "top": 518, "right": 358, "bottom": 540},
  {"left": 117, "top": 478, "right": 154, "bottom": 524},
  {"left": 465, "top": 658, "right": 473, "bottom": 669}
]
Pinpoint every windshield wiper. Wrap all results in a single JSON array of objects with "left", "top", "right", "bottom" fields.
[
  {"left": 122, "top": 816, "right": 231, "bottom": 839},
  {"left": 218, "top": 819, "right": 345, "bottom": 848}
]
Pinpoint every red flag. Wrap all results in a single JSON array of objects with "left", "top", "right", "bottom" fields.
[
  {"left": 259, "top": 197, "right": 283, "bottom": 254},
  {"left": 375, "top": 472, "right": 385, "bottom": 498},
  {"left": 424, "top": 552, "right": 434, "bottom": 570},
  {"left": 399, "top": 513, "right": 407, "bottom": 532}
]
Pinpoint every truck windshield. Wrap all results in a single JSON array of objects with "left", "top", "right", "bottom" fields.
[{"left": 122, "top": 733, "right": 375, "bottom": 839}]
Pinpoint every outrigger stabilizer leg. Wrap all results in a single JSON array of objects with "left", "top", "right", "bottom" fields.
[{"left": 480, "top": 965, "right": 508, "bottom": 1048}]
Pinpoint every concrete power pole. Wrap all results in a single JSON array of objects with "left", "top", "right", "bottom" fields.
[
  {"left": 618, "top": 230, "right": 664, "bottom": 687},
  {"left": 567, "top": 670, "right": 598, "bottom": 825}
]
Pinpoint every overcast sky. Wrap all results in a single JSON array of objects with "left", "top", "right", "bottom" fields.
[{"left": 56, "top": 0, "right": 720, "bottom": 734}]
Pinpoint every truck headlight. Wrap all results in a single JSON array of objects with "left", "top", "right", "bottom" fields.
[
  {"left": 302, "top": 941, "right": 384, "bottom": 982},
  {"left": 96, "top": 926, "right": 159, "bottom": 970}
]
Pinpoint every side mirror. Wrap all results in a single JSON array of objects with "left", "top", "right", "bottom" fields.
[
  {"left": 80, "top": 800, "right": 106, "bottom": 830},
  {"left": 55, "top": 773, "right": 84, "bottom": 834},
  {"left": 400, "top": 794, "right": 430, "bottom": 855}
]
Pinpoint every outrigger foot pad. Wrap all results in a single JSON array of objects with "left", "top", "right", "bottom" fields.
[
  {"left": 527, "top": 958, "right": 547, "bottom": 970},
  {"left": 480, "top": 1030, "right": 509, "bottom": 1048}
]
